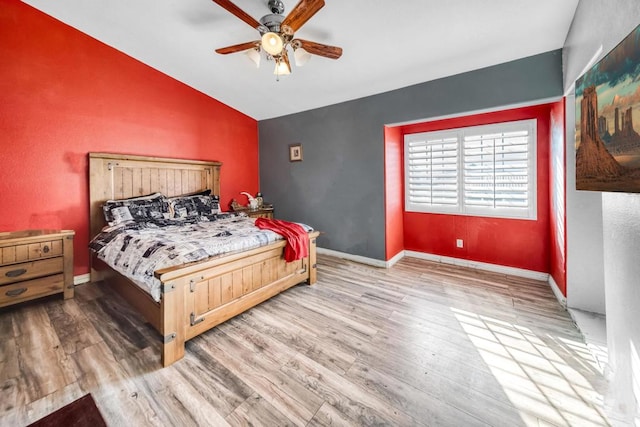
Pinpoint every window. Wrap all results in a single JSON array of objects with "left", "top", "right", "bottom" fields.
[{"left": 405, "top": 119, "right": 536, "bottom": 220}]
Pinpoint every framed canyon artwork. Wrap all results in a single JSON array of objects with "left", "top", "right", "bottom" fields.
[{"left": 575, "top": 23, "right": 640, "bottom": 192}]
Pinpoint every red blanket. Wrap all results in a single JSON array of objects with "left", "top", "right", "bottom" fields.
[{"left": 254, "top": 217, "right": 309, "bottom": 262}]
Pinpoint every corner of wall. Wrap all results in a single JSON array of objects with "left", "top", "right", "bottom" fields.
[
  {"left": 549, "top": 99, "right": 567, "bottom": 296},
  {"left": 384, "top": 125, "right": 405, "bottom": 260}
]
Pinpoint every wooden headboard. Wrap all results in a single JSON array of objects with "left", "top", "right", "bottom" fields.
[{"left": 89, "top": 153, "right": 222, "bottom": 240}]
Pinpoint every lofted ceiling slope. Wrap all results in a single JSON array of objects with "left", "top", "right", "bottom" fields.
[{"left": 22, "top": 0, "right": 579, "bottom": 120}]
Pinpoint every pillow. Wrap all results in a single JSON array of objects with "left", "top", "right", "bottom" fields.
[
  {"left": 169, "top": 193, "right": 221, "bottom": 218},
  {"left": 102, "top": 192, "right": 169, "bottom": 225}
]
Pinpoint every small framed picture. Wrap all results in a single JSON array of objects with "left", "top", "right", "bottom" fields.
[{"left": 289, "top": 144, "right": 303, "bottom": 162}]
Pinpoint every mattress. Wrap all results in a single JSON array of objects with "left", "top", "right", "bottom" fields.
[{"left": 90, "top": 213, "right": 311, "bottom": 302}]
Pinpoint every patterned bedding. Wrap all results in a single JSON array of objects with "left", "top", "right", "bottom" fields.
[{"left": 90, "top": 213, "right": 312, "bottom": 302}]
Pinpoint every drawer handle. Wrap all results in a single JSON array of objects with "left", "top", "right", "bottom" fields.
[
  {"left": 5, "top": 268, "right": 27, "bottom": 278},
  {"left": 43, "top": 245, "right": 50, "bottom": 253},
  {"left": 6, "top": 288, "right": 27, "bottom": 297}
]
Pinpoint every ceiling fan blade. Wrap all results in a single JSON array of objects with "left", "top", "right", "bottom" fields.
[
  {"left": 211, "top": 0, "right": 262, "bottom": 29},
  {"left": 294, "top": 39, "right": 342, "bottom": 59},
  {"left": 215, "top": 41, "right": 260, "bottom": 55},
  {"left": 281, "top": 0, "right": 325, "bottom": 32}
]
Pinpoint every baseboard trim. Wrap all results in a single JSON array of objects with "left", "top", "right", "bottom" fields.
[
  {"left": 316, "top": 247, "right": 550, "bottom": 282},
  {"left": 404, "top": 250, "right": 549, "bottom": 281},
  {"left": 386, "top": 251, "right": 405, "bottom": 268},
  {"left": 74, "top": 273, "right": 91, "bottom": 286},
  {"left": 316, "top": 247, "right": 388, "bottom": 268},
  {"left": 548, "top": 275, "right": 567, "bottom": 308}
]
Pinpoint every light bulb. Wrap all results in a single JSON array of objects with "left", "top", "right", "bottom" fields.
[
  {"left": 245, "top": 48, "right": 261, "bottom": 68},
  {"left": 273, "top": 59, "right": 291, "bottom": 76},
  {"left": 261, "top": 32, "right": 284, "bottom": 56},
  {"left": 294, "top": 47, "right": 311, "bottom": 67}
]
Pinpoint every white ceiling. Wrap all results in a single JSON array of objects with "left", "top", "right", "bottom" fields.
[{"left": 22, "top": 0, "right": 579, "bottom": 120}]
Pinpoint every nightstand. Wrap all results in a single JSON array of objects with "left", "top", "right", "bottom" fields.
[
  {"left": 0, "top": 229, "right": 75, "bottom": 308},
  {"left": 245, "top": 206, "right": 274, "bottom": 219}
]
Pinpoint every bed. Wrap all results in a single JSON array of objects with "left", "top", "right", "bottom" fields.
[{"left": 89, "top": 152, "right": 319, "bottom": 367}]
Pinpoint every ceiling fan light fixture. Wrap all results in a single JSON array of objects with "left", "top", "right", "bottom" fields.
[
  {"left": 273, "top": 58, "right": 291, "bottom": 76},
  {"left": 261, "top": 32, "right": 284, "bottom": 56},
  {"left": 213, "top": 0, "right": 343, "bottom": 78},
  {"left": 245, "top": 48, "right": 261, "bottom": 68},
  {"left": 294, "top": 46, "right": 311, "bottom": 67}
]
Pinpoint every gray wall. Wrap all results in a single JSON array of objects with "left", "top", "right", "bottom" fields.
[
  {"left": 259, "top": 50, "right": 563, "bottom": 260},
  {"left": 563, "top": 0, "right": 640, "bottom": 423}
]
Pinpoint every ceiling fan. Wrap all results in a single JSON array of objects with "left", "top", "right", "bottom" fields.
[{"left": 212, "top": 0, "right": 342, "bottom": 79}]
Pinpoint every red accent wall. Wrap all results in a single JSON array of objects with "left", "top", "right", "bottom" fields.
[
  {"left": 398, "top": 104, "right": 560, "bottom": 274},
  {"left": 384, "top": 126, "right": 404, "bottom": 260},
  {"left": 0, "top": 1, "right": 259, "bottom": 275},
  {"left": 549, "top": 100, "right": 567, "bottom": 294}
]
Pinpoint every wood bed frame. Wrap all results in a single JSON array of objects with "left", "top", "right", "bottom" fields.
[{"left": 89, "top": 153, "right": 318, "bottom": 367}]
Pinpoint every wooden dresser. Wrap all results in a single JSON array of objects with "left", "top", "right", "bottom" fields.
[{"left": 0, "top": 229, "right": 75, "bottom": 308}]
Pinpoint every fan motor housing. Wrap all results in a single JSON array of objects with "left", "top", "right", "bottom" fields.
[{"left": 260, "top": 13, "right": 284, "bottom": 33}]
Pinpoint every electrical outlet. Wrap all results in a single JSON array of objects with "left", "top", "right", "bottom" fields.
[{"left": 456, "top": 239, "right": 464, "bottom": 248}]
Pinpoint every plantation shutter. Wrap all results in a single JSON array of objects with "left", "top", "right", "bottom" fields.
[
  {"left": 404, "top": 119, "right": 536, "bottom": 219},
  {"left": 463, "top": 126, "right": 531, "bottom": 211},
  {"left": 406, "top": 134, "right": 459, "bottom": 211}
]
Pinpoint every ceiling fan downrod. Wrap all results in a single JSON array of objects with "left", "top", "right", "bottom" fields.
[{"left": 268, "top": 0, "right": 285, "bottom": 15}]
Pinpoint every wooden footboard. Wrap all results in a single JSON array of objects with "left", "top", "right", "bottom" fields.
[{"left": 156, "top": 231, "right": 318, "bottom": 366}]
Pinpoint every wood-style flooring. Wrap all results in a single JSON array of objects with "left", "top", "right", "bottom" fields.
[{"left": 0, "top": 255, "right": 610, "bottom": 426}]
